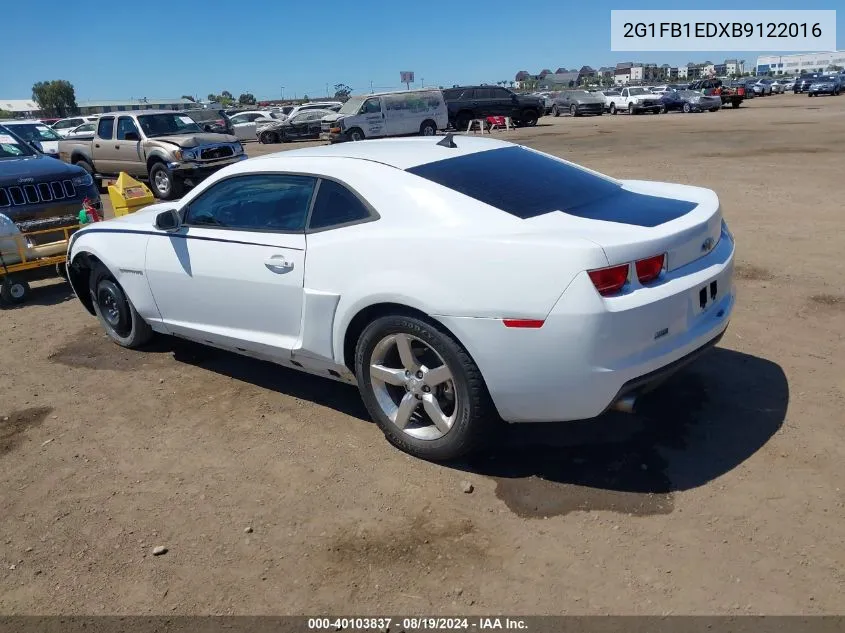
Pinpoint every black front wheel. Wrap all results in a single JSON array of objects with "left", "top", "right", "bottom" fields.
[
  {"left": 520, "top": 110, "right": 538, "bottom": 126},
  {"left": 570, "top": 104, "right": 578, "bottom": 117},
  {"left": 419, "top": 120, "right": 437, "bottom": 136},
  {"left": 551, "top": 105, "right": 559, "bottom": 117},
  {"left": 89, "top": 263, "right": 153, "bottom": 348}
]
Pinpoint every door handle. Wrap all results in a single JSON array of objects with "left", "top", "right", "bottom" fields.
[
  {"left": 115, "top": 145, "right": 120, "bottom": 149},
  {"left": 95, "top": 144, "right": 100, "bottom": 148},
  {"left": 264, "top": 255, "right": 294, "bottom": 273}
]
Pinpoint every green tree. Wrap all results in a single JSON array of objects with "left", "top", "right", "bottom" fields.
[
  {"left": 207, "top": 93, "right": 217, "bottom": 102},
  {"left": 238, "top": 93, "right": 256, "bottom": 105},
  {"left": 303, "top": 94, "right": 309, "bottom": 101},
  {"left": 0, "top": 109, "right": 12, "bottom": 119},
  {"left": 333, "top": 83, "right": 352, "bottom": 101},
  {"left": 32, "top": 80, "right": 78, "bottom": 117},
  {"left": 181, "top": 95, "right": 196, "bottom": 102}
]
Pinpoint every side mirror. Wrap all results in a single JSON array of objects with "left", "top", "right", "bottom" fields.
[
  {"left": 124, "top": 131, "right": 140, "bottom": 141},
  {"left": 155, "top": 209, "right": 181, "bottom": 232}
]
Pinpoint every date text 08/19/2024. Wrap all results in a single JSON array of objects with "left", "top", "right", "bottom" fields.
[{"left": 307, "top": 617, "right": 529, "bottom": 630}]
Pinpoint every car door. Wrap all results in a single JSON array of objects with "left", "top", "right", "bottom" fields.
[
  {"left": 144, "top": 173, "right": 315, "bottom": 361},
  {"left": 359, "top": 97, "right": 385, "bottom": 137},
  {"left": 285, "top": 112, "right": 311, "bottom": 139},
  {"left": 229, "top": 113, "right": 259, "bottom": 140},
  {"left": 92, "top": 116, "right": 119, "bottom": 174},
  {"left": 113, "top": 116, "right": 147, "bottom": 176}
]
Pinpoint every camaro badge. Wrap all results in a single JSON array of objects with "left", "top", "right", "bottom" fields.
[{"left": 701, "top": 237, "right": 715, "bottom": 252}]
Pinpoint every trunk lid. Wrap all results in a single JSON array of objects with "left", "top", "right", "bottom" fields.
[{"left": 520, "top": 180, "right": 723, "bottom": 271}]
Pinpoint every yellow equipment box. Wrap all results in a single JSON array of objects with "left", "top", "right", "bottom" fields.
[{"left": 107, "top": 172, "right": 155, "bottom": 217}]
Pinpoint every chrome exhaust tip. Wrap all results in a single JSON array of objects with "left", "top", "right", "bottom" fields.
[{"left": 611, "top": 395, "right": 637, "bottom": 414}]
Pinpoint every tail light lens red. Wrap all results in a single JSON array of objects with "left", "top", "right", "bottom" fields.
[
  {"left": 635, "top": 254, "right": 665, "bottom": 284},
  {"left": 588, "top": 264, "right": 630, "bottom": 296}
]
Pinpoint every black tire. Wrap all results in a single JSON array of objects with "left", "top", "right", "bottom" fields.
[
  {"left": 683, "top": 102, "right": 692, "bottom": 113},
  {"left": 570, "top": 104, "right": 578, "bottom": 117},
  {"left": 628, "top": 103, "right": 636, "bottom": 115},
  {"left": 148, "top": 162, "right": 183, "bottom": 200},
  {"left": 520, "top": 110, "right": 538, "bottom": 126},
  {"left": 455, "top": 112, "right": 472, "bottom": 131},
  {"left": 259, "top": 130, "right": 278, "bottom": 144},
  {"left": 0, "top": 278, "right": 29, "bottom": 305},
  {"left": 354, "top": 314, "right": 493, "bottom": 462},
  {"left": 419, "top": 119, "right": 437, "bottom": 136},
  {"left": 660, "top": 104, "right": 668, "bottom": 114},
  {"left": 348, "top": 128, "right": 365, "bottom": 142},
  {"left": 89, "top": 263, "right": 153, "bottom": 348},
  {"left": 74, "top": 159, "right": 102, "bottom": 191},
  {"left": 732, "top": 100, "right": 740, "bottom": 108},
  {"left": 551, "top": 105, "right": 559, "bottom": 117},
  {"left": 709, "top": 107, "right": 720, "bottom": 112},
  {"left": 56, "top": 262, "right": 69, "bottom": 281},
  {"left": 609, "top": 103, "right": 617, "bottom": 115}
]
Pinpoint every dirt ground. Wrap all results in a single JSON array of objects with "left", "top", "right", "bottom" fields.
[{"left": 1, "top": 93, "right": 843, "bottom": 615}]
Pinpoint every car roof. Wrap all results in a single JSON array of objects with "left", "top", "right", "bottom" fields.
[
  {"left": 96, "top": 109, "right": 188, "bottom": 117},
  {"left": 252, "top": 136, "right": 515, "bottom": 170}
]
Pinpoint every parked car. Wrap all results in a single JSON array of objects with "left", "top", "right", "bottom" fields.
[
  {"left": 1, "top": 120, "right": 63, "bottom": 157},
  {"left": 65, "top": 136, "right": 735, "bottom": 461},
  {"left": 593, "top": 90, "right": 621, "bottom": 111},
  {"left": 64, "top": 122, "right": 97, "bottom": 140},
  {"left": 443, "top": 85, "right": 544, "bottom": 129},
  {"left": 256, "top": 109, "right": 334, "bottom": 143},
  {"left": 808, "top": 76, "right": 842, "bottom": 96},
  {"left": 227, "top": 110, "right": 282, "bottom": 141},
  {"left": 780, "top": 78, "right": 797, "bottom": 91},
  {"left": 750, "top": 78, "right": 773, "bottom": 96},
  {"left": 184, "top": 109, "right": 233, "bottom": 135},
  {"left": 51, "top": 116, "right": 100, "bottom": 137},
  {"left": 0, "top": 124, "right": 100, "bottom": 302},
  {"left": 551, "top": 90, "right": 604, "bottom": 117},
  {"left": 606, "top": 87, "right": 662, "bottom": 114},
  {"left": 793, "top": 74, "right": 822, "bottom": 93},
  {"left": 283, "top": 102, "right": 343, "bottom": 121},
  {"left": 659, "top": 90, "right": 722, "bottom": 113},
  {"left": 769, "top": 80, "right": 785, "bottom": 94},
  {"left": 322, "top": 90, "right": 447, "bottom": 143},
  {"left": 58, "top": 110, "right": 245, "bottom": 200}
]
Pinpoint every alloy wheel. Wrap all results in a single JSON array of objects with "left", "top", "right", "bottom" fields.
[{"left": 369, "top": 333, "right": 458, "bottom": 440}]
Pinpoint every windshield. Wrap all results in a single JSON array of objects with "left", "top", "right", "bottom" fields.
[
  {"left": 628, "top": 88, "right": 649, "bottom": 95},
  {"left": 339, "top": 97, "right": 365, "bottom": 115},
  {"left": 137, "top": 113, "right": 203, "bottom": 137},
  {"left": 6, "top": 123, "right": 62, "bottom": 141},
  {"left": 0, "top": 129, "right": 36, "bottom": 158}
]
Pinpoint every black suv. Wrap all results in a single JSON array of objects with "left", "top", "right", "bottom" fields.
[{"left": 443, "top": 86, "right": 544, "bottom": 130}]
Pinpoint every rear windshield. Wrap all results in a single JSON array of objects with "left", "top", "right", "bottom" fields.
[
  {"left": 407, "top": 146, "right": 620, "bottom": 218},
  {"left": 407, "top": 146, "right": 695, "bottom": 226}
]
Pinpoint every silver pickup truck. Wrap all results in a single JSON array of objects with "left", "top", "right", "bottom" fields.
[{"left": 58, "top": 109, "right": 246, "bottom": 199}]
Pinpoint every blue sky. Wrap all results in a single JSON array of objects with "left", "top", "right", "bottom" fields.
[{"left": 1, "top": 1, "right": 841, "bottom": 101}]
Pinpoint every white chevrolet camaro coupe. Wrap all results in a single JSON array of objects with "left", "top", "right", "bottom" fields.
[{"left": 66, "top": 136, "right": 735, "bottom": 461}]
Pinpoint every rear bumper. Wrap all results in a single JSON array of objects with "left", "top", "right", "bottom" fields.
[{"left": 437, "top": 229, "right": 735, "bottom": 423}]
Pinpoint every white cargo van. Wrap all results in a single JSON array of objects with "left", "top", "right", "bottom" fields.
[{"left": 321, "top": 89, "right": 447, "bottom": 142}]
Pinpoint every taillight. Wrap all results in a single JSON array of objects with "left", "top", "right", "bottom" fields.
[
  {"left": 635, "top": 254, "right": 665, "bottom": 285},
  {"left": 588, "top": 264, "right": 629, "bottom": 296},
  {"left": 502, "top": 319, "right": 545, "bottom": 328}
]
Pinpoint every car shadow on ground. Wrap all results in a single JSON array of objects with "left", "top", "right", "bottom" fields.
[
  {"left": 154, "top": 338, "right": 786, "bottom": 518},
  {"left": 455, "top": 347, "right": 788, "bottom": 517},
  {"left": 159, "top": 337, "right": 370, "bottom": 420}
]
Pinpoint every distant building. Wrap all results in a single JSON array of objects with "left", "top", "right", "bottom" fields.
[
  {"left": 725, "top": 59, "right": 745, "bottom": 76},
  {"left": 77, "top": 98, "right": 195, "bottom": 115},
  {"left": 538, "top": 72, "right": 581, "bottom": 89},
  {"left": 0, "top": 99, "right": 42, "bottom": 117},
  {"left": 757, "top": 50, "right": 845, "bottom": 75}
]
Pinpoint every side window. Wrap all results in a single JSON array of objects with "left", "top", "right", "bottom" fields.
[
  {"left": 229, "top": 114, "right": 247, "bottom": 125},
  {"left": 474, "top": 88, "right": 494, "bottom": 99},
  {"left": 247, "top": 113, "right": 265, "bottom": 122},
  {"left": 493, "top": 88, "right": 511, "bottom": 98},
  {"left": 184, "top": 174, "right": 316, "bottom": 232},
  {"left": 97, "top": 117, "right": 114, "bottom": 140},
  {"left": 361, "top": 98, "right": 381, "bottom": 114},
  {"left": 308, "top": 179, "right": 371, "bottom": 231},
  {"left": 116, "top": 117, "right": 139, "bottom": 140}
]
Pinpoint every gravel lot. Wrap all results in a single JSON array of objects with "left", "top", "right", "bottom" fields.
[{"left": 1, "top": 93, "right": 843, "bottom": 615}]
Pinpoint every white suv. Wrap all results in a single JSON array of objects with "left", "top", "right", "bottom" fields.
[{"left": 51, "top": 116, "right": 99, "bottom": 137}]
